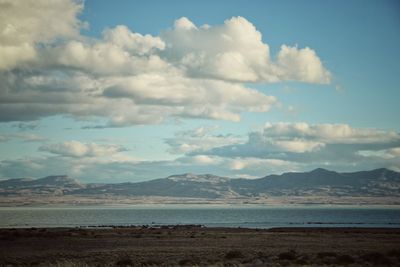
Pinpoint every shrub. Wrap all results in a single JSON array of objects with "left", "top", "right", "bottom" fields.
[
  {"left": 361, "top": 252, "right": 391, "bottom": 265},
  {"left": 115, "top": 257, "right": 134, "bottom": 266},
  {"left": 278, "top": 249, "right": 297, "bottom": 261},
  {"left": 178, "top": 258, "right": 195, "bottom": 266},
  {"left": 387, "top": 249, "right": 400, "bottom": 259},
  {"left": 317, "top": 251, "right": 338, "bottom": 258},
  {"left": 335, "top": 254, "right": 355, "bottom": 264},
  {"left": 225, "top": 250, "right": 245, "bottom": 259}
]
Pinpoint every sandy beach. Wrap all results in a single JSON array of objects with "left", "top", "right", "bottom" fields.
[{"left": 0, "top": 226, "right": 399, "bottom": 266}]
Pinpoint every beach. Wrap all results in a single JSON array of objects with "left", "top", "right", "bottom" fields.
[{"left": 1, "top": 226, "right": 399, "bottom": 266}]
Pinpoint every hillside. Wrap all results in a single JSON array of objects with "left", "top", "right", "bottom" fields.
[{"left": 1, "top": 168, "right": 399, "bottom": 200}]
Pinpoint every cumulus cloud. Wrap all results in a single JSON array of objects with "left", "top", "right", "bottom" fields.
[
  {"left": 0, "top": 2, "right": 330, "bottom": 126},
  {"left": 39, "top": 141, "right": 127, "bottom": 158},
  {"left": 276, "top": 45, "right": 331, "bottom": 83},
  {"left": 161, "top": 16, "right": 331, "bottom": 83},
  {"left": 0, "top": 0, "right": 84, "bottom": 70}
]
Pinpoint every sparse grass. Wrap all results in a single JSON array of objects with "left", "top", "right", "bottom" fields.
[
  {"left": 178, "top": 258, "right": 195, "bottom": 266},
  {"left": 278, "top": 249, "right": 297, "bottom": 261},
  {"left": 38, "top": 260, "right": 90, "bottom": 267},
  {"left": 115, "top": 256, "right": 134, "bottom": 266},
  {"left": 316, "top": 251, "right": 338, "bottom": 258},
  {"left": 1, "top": 227, "right": 399, "bottom": 266},
  {"left": 387, "top": 249, "right": 400, "bottom": 259},
  {"left": 295, "top": 254, "right": 310, "bottom": 265},
  {"left": 335, "top": 254, "right": 355, "bottom": 264},
  {"left": 225, "top": 250, "right": 245, "bottom": 259},
  {"left": 361, "top": 251, "right": 392, "bottom": 265}
]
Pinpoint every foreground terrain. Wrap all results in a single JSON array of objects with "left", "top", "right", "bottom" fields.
[{"left": 0, "top": 227, "right": 399, "bottom": 266}]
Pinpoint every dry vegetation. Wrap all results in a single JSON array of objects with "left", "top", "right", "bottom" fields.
[{"left": 0, "top": 226, "right": 399, "bottom": 266}]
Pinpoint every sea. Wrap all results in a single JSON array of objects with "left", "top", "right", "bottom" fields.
[{"left": 1, "top": 205, "right": 400, "bottom": 229}]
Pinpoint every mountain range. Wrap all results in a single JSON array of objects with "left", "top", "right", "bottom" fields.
[{"left": 1, "top": 168, "right": 399, "bottom": 200}]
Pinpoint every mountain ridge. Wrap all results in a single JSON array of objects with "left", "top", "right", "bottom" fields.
[{"left": 0, "top": 168, "right": 399, "bottom": 199}]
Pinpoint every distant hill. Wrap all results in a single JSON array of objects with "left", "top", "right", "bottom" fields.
[
  {"left": 0, "top": 175, "right": 84, "bottom": 196},
  {"left": 229, "top": 168, "right": 400, "bottom": 197},
  {"left": 1, "top": 168, "right": 399, "bottom": 199}
]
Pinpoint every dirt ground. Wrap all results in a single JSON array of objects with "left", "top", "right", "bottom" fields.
[{"left": 0, "top": 226, "right": 399, "bottom": 266}]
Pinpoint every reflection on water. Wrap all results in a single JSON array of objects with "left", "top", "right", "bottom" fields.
[{"left": 0, "top": 205, "right": 399, "bottom": 228}]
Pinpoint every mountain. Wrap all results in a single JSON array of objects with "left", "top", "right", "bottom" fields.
[
  {"left": 1, "top": 168, "right": 399, "bottom": 199},
  {"left": 72, "top": 173, "right": 236, "bottom": 198},
  {"left": 229, "top": 168, "right": 400, "bottom": 197},
  {"left": 0, "top": 175, "right": 84, "bottom": 196}
]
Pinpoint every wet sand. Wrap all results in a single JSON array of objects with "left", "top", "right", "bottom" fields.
[{"left": 0, "top": 226, "right": 399, "bottom": 266}]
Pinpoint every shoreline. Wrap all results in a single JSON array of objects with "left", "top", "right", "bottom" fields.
[
  {"left": 1, "top": 195, "right": 400, "bottom": 207},
  {"left": 1, "top": 226, "right": 399, "bottom": 266},
  {"left": 1, "top": 202, "right": 400, "bottom": 208}
]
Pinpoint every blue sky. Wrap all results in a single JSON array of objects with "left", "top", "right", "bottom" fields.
[{"left": 0, "top": 0, "right": 399, "bottom": 182}]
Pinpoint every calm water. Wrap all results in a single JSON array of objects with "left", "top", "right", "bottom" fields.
[{"left": 1, "top": 205, "right": 400, "bottom": 228}]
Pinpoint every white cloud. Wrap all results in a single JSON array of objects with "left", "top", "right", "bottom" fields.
[
  {"left": 180, "top": 155, "right": 221, "bottom": 165},
  {"left": 0, "top": 133, "right": 46, "bottom": 142},
  {"left": 262, "top": 122, "right": 399, "bottom": 144},
  {"left": 174, "top": 17, "right": 197, "bottom": 30},
  {"left": 196, "top": 122, "right": 400, "bottom": 172},
  {"left": 103, "top": 25, "right": 165, "bottom": 55},
  {"left": 387, "top": 147, "right": 400, "bottom": 158},
  {"left": 161, "top": 16, "right": 331, "bottom": 83},
  {"left": 0, "top": 4, "right": 331, "bottom": 126},
  {"left": 0, "top": 0, "right": 84, "bottom": 70},
  {"left": 52, "top": 27, "right": 167, "bottom": 76},
  {"left": 229, "top": 157, "right": 297, "bottom": 171},
  {"left": 13, "top": 133, "right": 47, "bottom": 142},
  {"left": 39, "top": 141, "right": 126, "bottom": 158},
  {"left": 165, "top": 126, "right": 244, "bottom": 154},
  {"left": 273, "top": 139, "right": 324, "bottom": 153},
  {"left": 276, "top": 45, "right": 331, "bottom": 83},
  {"left": 358, "top": 147, "right": 400, "bottom": 160}
]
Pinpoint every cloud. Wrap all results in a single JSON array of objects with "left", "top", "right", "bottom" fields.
[
  {"left": 1, "top": 123, "right": 399, "bottom": 181},
  {"left": 0, "top": 0, "right": 84, "bottom": 70},
  {"left": 0, "top": 151, "right": 301, "bottom": 182},
  {"left": 161, "top": 16, "right": 331, "bottom": 83},
  {"left": 0, "top": 133, "right": 47, "bottom": 143},
  {"left": 0, "top": 2, "right": 330, "bottom": 126},
  {"left": 228, "top": 157, "right": 296, "bottom": 171},
  {"left": 200, "top": 122, "right": 400, "bottom": 171},
  {"left": 13, "top": 121, "right": 40, "bottom": 131},
  {"left": 178, "top": 155, "right": 222, "bottom": 166},
  {"left": 0, "top": 35, "right": 276, "bottom": 126},
  {"left": 39, "top": 141, "right": 127, "bottom": 158},
  {"left": 165, "top": 126, "right": 244, "bottom": 154},
  {"left": 276, "top": 45, "right": 331, "bottom": 83},
  {"left": 14, "top": 133, "right": 47, "bottom": 142},
  {"left": 386, "top": 147, "right": 400, "bottom": 158},
  {"left": 260, "top": 122, "right": 399, "bottom": 144},
  {"left": 358, "top": 147, "right": 400, "bottom": 160}
]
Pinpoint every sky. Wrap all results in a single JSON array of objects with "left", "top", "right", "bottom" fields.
[{"left": 0, "top": 0, "right": 399, "bottom": 182}]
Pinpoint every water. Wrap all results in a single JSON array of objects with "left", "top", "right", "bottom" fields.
[{"left": 0, "top": 205, "right": 399, "bottom": 228}]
